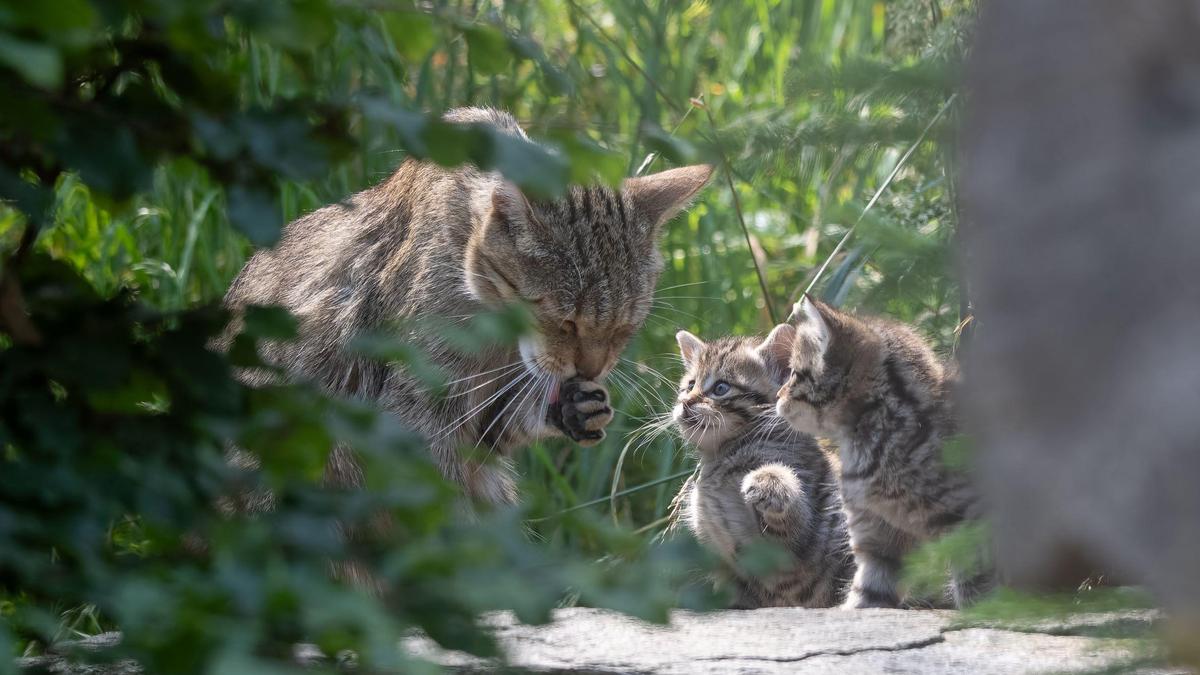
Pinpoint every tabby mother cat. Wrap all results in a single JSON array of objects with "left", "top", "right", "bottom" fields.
[{"left": 221, "top": 108, "right": 712, "bottom": 505}]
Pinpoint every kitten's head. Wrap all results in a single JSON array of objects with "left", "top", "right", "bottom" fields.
[
  {"left": 771, "top": 295, "right": 866, "bottom": 436},
  {"left": 465, "top": 165, "right": 713, "bottom": 382},
  {"left": 672, "top": 326, "right": 794, "bottom": 453}
]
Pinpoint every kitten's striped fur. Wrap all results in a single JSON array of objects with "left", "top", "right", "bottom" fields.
[
  {"left": 774, "top": 296, "right": 992, "bottom": 609},
  {"left": 672, "top": 328, "right": 853, "bottom": 608}
]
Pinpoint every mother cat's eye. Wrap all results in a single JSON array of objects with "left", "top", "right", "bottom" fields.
[{"left": 711, "top": 381, "right": 732, "bottom": 397}]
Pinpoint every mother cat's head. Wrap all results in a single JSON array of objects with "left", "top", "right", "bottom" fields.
[{"left": 464, "top": 165, "right": 712, "bottom": 381}]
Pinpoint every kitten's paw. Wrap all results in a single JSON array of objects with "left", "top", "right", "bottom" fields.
[
  {"left": 840, "top": 587, "right": 900, "bottom": 609},
  {"left": 549, "top": 377, "right": 613, "bottom": 447},
  {"left": 741, "top": 465, "right": 801, "bottom": 520}
]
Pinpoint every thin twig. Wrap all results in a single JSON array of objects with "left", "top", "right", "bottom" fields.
[
  {"left": 563, "top": 0, "right": 687, "bottom": 118},
  {"left": 528, "top": 468, "right": 694, "bottom": 522},
  {"left": 797, "top": 93, "right": 958, "bottom": 315},
  {"left": 702, "top": 101, "right": 779, "bottom": 324},
  {"left": 633, "top": 100, "right": 699, "bottom": 177}
]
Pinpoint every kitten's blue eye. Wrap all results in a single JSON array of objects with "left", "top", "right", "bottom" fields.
[{"left": 711, "top": 381, "right": 732, "bottom": 397}]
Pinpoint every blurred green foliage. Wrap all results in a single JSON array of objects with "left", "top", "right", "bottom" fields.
[{"left": 0, "top": 0, "right": 994, "bottom": 669}]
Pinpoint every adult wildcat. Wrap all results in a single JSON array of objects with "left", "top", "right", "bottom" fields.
[
  {"left": 773, "top": 296, "right": 991, "bottom": 608},
  {"left": 672, "top": 327, "right": 853, "bottom": 608},
  {"left": 221, "top": 107, "right": 712, "bottom": 505}
]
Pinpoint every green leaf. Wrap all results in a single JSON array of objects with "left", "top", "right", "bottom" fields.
[
  {"left": 242, "top": 306, "right": 298, "bottom": 341},
  {"left": 349, "top": 332, "right": 447, "bottom": 391},
  {"left": 0, "top": 32, "right": 61, "bottom": 89},
  {"left": 463, "top": 24, "right": 511, "bottom": 75},
  {"left": 227, "top": 183, "right": 282, "bottom": 246},
  {"left": 489, "top": 131, "right": 569, "bottom": 199},
  {"left": 641, "top": 123, "right": 698, "bottom": 165},
  {"left": 56, "top": 123, "right": 152, "bottom": 200},
  {"left": 549, "top": 131, "right": 625, "bottom": 187},
  {"left": 3, "top": 0, "right": 97, "bottom": 34},
  {"left": 382, "top": 12, "right": 436, "bottom": 62},
  {"left": 87, "top": 369, "right": 170, "bottom": 415}
]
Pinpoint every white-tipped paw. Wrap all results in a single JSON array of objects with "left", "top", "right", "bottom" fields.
[{"left": 741, "top": 465, "right": 800, "bottom": 520}]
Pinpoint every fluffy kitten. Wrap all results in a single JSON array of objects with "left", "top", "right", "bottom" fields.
[
  {"left": 773, "top": 296, "right": 990, "bottom": 608},
  {"left": 220, "top": 107, "right": 712, "bottom": 505},
  {"left": 672, "top": 327, "right": 853, "bottom": 608}
]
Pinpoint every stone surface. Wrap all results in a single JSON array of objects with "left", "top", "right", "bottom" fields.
[
  {"left": 19, "top": 608, "right": 1175, "bottom": 674},
  {"left": 405, "top": 607, "right": 1168, "bottom": 674}
]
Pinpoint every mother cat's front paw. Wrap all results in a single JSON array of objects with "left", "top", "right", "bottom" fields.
[{"left": 549, "top": 377, "right": 613, "bottom": 447}]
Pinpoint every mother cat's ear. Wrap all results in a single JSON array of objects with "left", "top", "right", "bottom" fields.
[
  {"left": 623, "top": 165, "right": 714, "bottom": 232},
  {"left": 755, "top": 323, "right": 796, "bottom": 381},
  {"left": 464, "top": 181, "right": 540, "bottom": 304},
  {"left": 675, "top": 330, "right": 705, "bottom": 368},
  {"left": 487, "top": 180, "right": 543, "bottom": 242}
]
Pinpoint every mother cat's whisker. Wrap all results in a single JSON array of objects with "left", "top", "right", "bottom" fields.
[
  {"left": 608, "top": 369, "right": 663, "bottom": 412},
  {"left": 649, "top": 303, "right": 709, "bottom": 326},
  {"left": 617, "top": 358, "right": 677, "bottom": 391},
  {"left": 442, "top": 360, "right": 524, "bottom": 387},
  {"left": 656, "top": 280, "right": 709, "bottom": 292},
  {"left": 443, "top": 362, "right": 527, "bottom": 398},
  {"left": 486, "top": 371, "right": 549, "bottom": 456},
  {"left": 620, "top": 365, "right": 671, "bottom": 403},
  {"left": 437, "top": 370, "right": 531, "bottom": 440},
  {"left": 475, "top": 370, "right": 543, "bottom": 456}
]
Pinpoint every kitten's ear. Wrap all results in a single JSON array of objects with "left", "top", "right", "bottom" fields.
[
  {"left": 792, "top": 294, "right": 832, "bottom": 354},
  {"left": 755, "top": 323, "right": 796, "bottom": 376},
  {"left": 623, "top": 165, "right": 714, "bottom": 231},
  {"left": 675, "top": 330, "right": 705, "bottom": 368}
]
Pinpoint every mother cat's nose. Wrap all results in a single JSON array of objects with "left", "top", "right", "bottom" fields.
[{"left": 574, "top": 349, "right": 608, "bottom": 380}]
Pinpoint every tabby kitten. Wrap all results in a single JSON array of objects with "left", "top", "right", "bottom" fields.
[
  {"left": 672, "top": 327, "right": 853, "bottom": 608},
  {"left": 773, "top": 296, "right": 990, "bottom": 609},
  {"left": 220, "top": 107, "right": 712, "bottom": 505}
]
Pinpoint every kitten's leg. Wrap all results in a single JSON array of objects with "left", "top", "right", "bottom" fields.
[
  {"left": 548, "top": 377, "right": 614, "bottom": 447},
  {"left": 841, "top": 508, "right": 915, "bottom": 609},
  {"left": 949, "top": 564, "right": 995, "bottom": 608},
  {"left": 741, "top": 464, "right": 810, "bottom": 539}
]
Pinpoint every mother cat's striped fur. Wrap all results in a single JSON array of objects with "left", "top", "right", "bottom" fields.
[
  {"left": 672, "top": 327, "right": 853, "bottom": 608},
  {"left": 773, "top": 296, "right": 992, "bottom": 608},
  {"left": 220, "top": 107, "right": 712, "bottom": 506}
]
